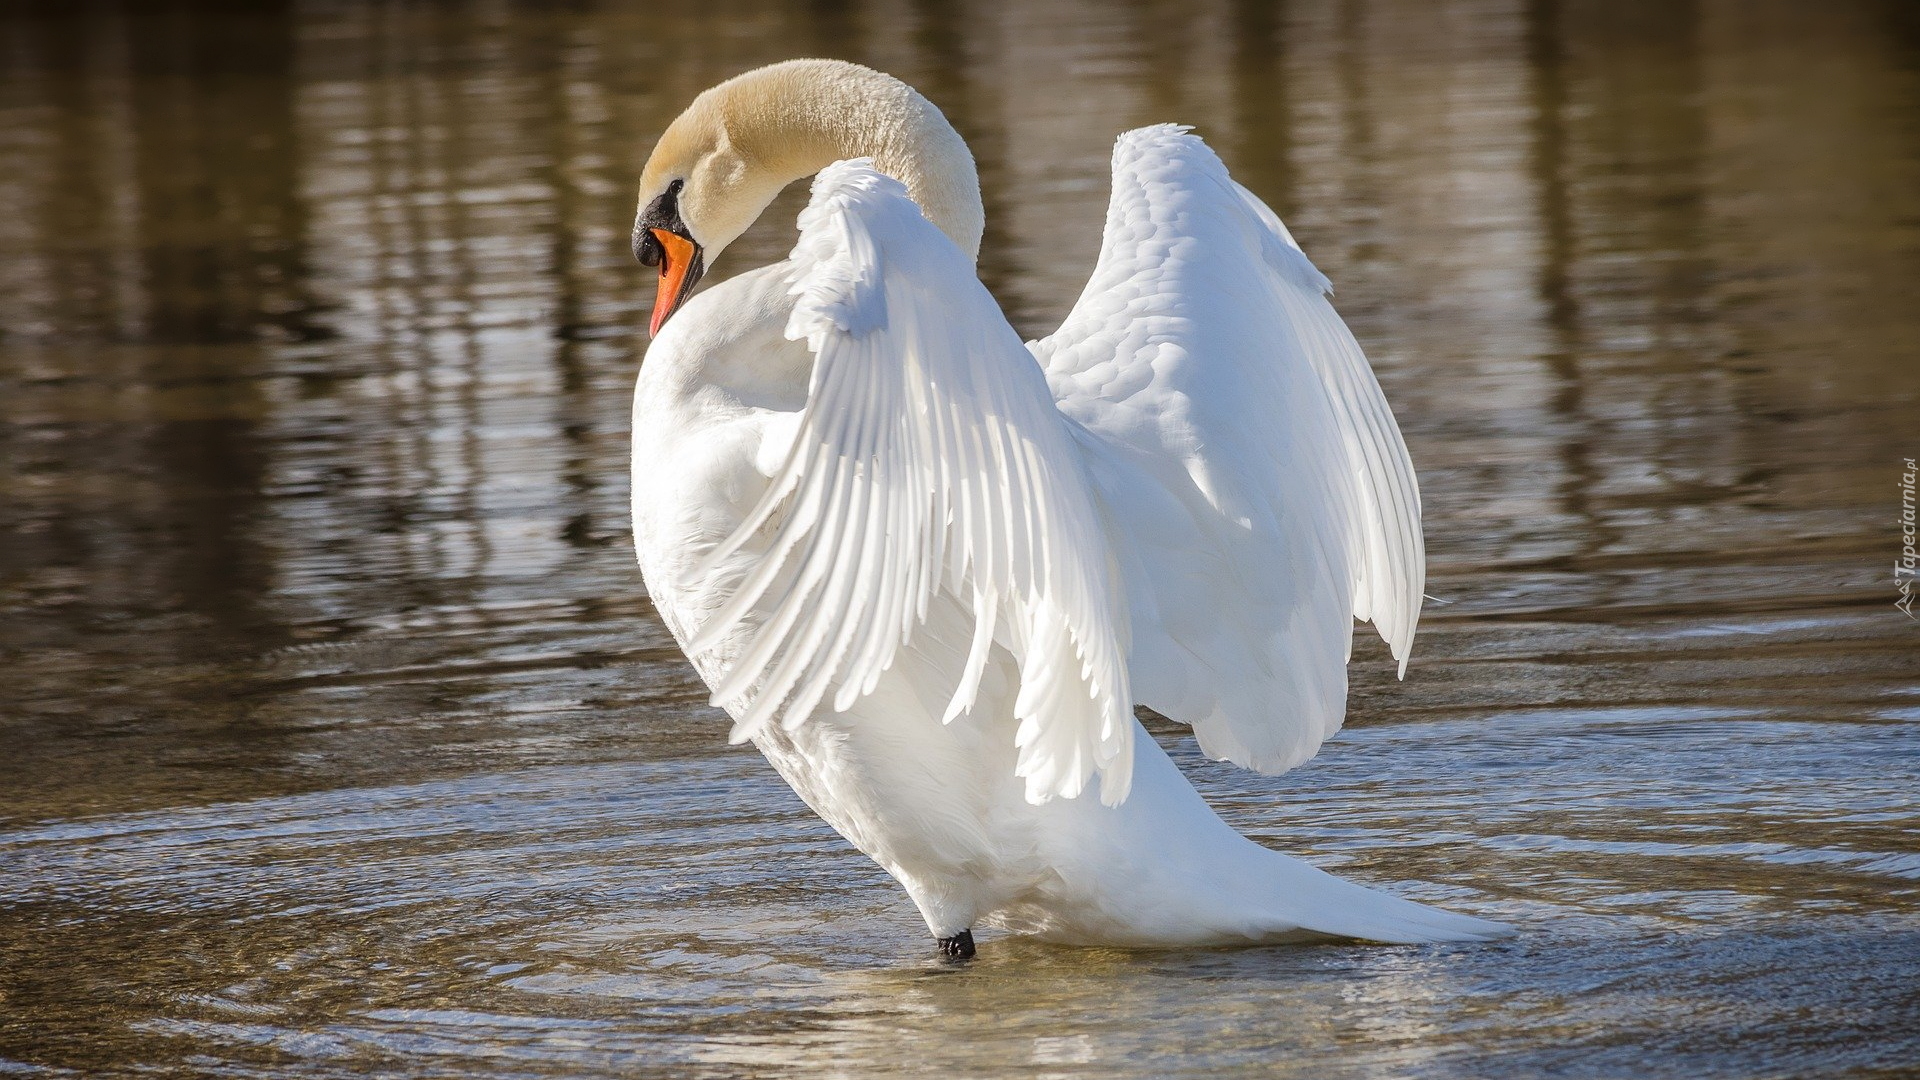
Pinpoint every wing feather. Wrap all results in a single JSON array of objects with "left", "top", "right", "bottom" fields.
[
  {"left": 691, "top": 161, "right": 1135, "bottom": 805},
  {"left": 1032, "top": 125, "right": 1426, "bottom": 775}
]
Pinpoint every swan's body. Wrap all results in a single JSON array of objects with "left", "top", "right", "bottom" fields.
[{"left": 631, "top": 60, "right": 1509, "bottom": 950}]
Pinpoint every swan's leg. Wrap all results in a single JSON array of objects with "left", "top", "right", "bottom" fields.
[{"left": 936, "top": 929, "right": 976, "bottom": 959}]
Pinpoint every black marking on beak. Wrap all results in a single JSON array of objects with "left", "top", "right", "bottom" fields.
[
  {"left": 633, "top": 179, "right": 685, "bottom": 266},
  {"left": 635, "top": 178, "right": 705, "bottom": 335}
]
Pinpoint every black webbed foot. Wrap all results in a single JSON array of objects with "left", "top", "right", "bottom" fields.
[{"left": 936, "top": 929, "right": 976, "bottom": 960}]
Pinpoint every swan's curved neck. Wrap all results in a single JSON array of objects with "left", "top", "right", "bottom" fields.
[{"left": 701, "top": 60, "right": 984, "bottom": 261}]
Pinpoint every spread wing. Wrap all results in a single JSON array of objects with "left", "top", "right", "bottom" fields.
[
  {"left": 1030, "top": 125, "right": 1425, "bottom": 776},
  {"left": 690, "top": 160, "right": 1136, "bottom": 805}
]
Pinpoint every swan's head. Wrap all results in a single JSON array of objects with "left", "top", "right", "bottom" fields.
[
  {"left": 633, "top": 90, "right": 778, "bottom": 337},
  {"left": 634, "top": 59, "right": 984, "bottom": 337}
]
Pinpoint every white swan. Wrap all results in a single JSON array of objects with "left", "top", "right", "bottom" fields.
[{"left": 629, "top": 59, "right": 1510, "bottom": 956}]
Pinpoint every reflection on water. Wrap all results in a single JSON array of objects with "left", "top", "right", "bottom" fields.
[{"left": 1, "top": 0, "right": 1916, "bottom": 1076}]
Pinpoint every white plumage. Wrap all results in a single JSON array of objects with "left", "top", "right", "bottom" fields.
[
  {"left": 1037, "top": 126, "right": 1425, "bottom": 777},
  {"left": 690, "top": 165, "right": 1134, "bottom": 806},
  {"left": 630, "top": 61, "right": 1508, "bottom": 949}
]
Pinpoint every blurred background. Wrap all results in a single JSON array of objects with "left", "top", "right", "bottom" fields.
[{"left": 1, "top": 1, "right": 1916, "bottom": 1077}]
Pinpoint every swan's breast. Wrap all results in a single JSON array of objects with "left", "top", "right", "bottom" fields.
[{"left": 630, "top": 263, "right": 813, "bottom": 656}]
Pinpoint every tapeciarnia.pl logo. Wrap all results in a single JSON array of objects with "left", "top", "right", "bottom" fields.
[{"left": 1900, "top": 457, "right": 1917, "bottom": 619}]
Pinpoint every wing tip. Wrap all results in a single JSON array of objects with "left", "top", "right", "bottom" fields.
[{"left": 723, "top": 714, "right": 758, "bottom": 745}]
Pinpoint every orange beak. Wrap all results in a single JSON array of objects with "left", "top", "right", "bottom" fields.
[{"left": 649, "top": 228, "right": 698, "bottom": 337}]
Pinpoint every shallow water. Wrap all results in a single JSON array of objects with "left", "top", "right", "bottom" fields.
[{"left": 2, "top": 0, "right": 1918, "bottom": 1076}]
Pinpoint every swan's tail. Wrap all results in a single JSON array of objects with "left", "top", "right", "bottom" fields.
[
  {"left": 1040, "top": 832, "right": 1515, "bottom": 947},
  {"left": 1030, "top": 736, "right": 1515, "bottom": 947},
  {"left": 1229, "top": 840, "right": 1515, "bottom": 945}
]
